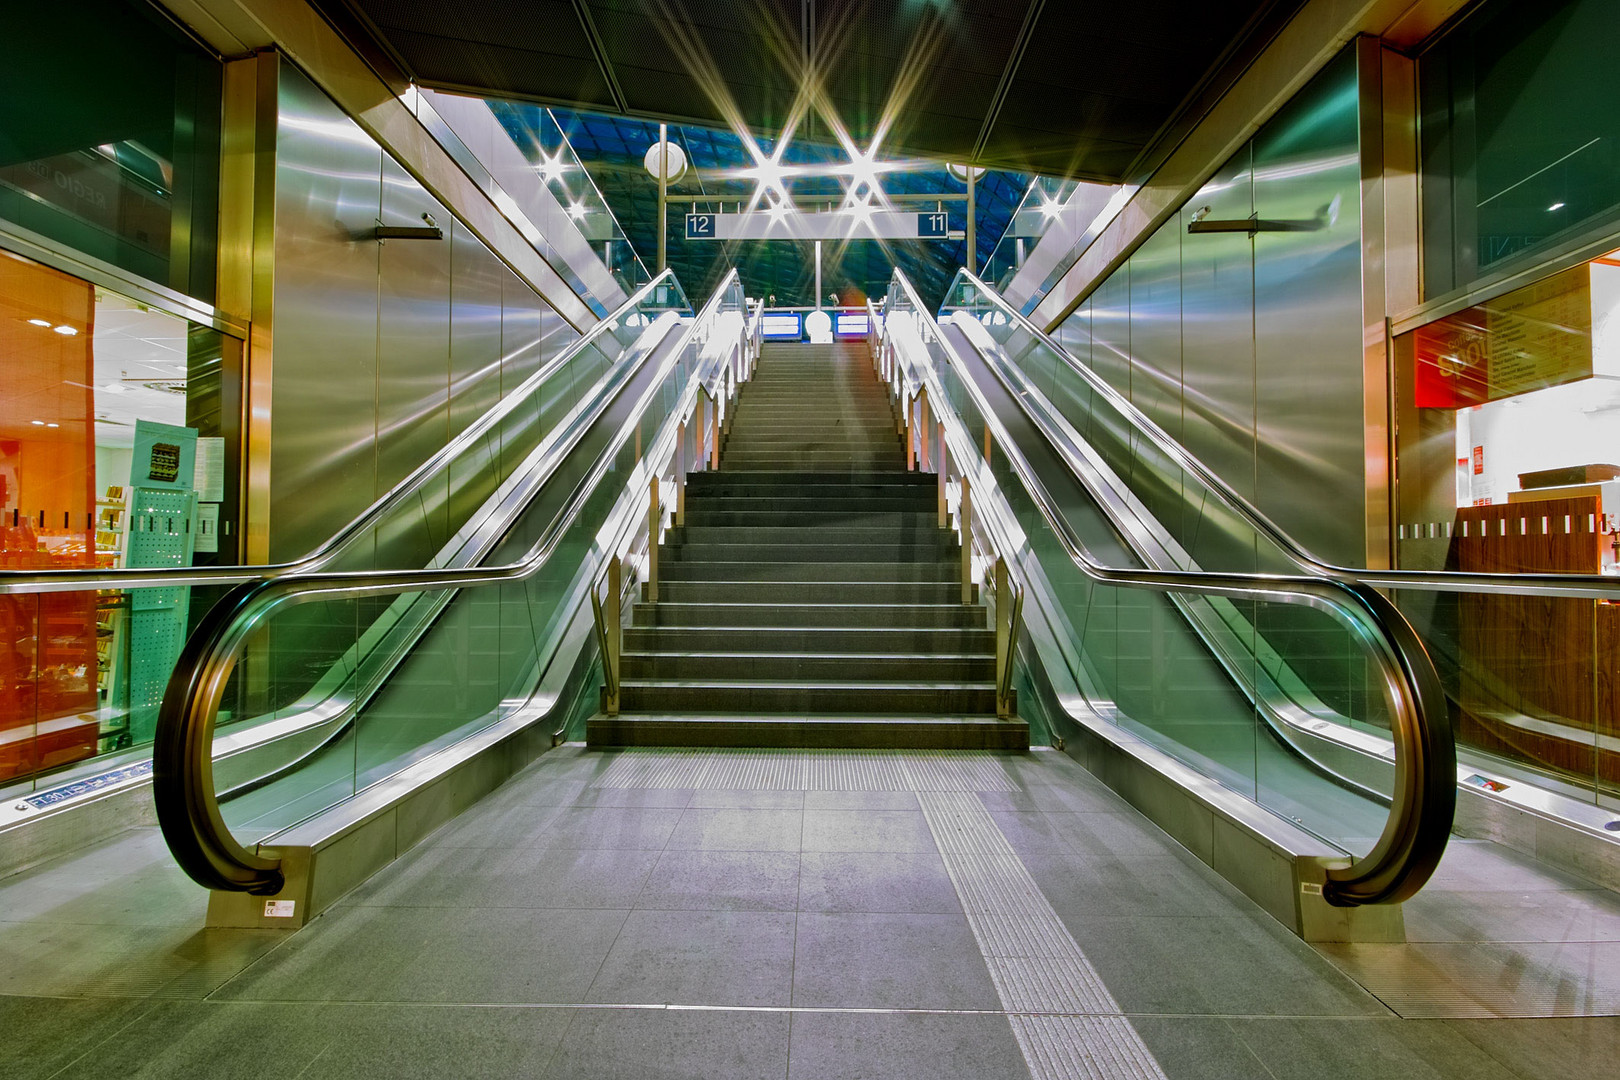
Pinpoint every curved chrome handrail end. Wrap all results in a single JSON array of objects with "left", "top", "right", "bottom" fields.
[{"left": 152, "top": 579, "right": 284, "bottom": 895}]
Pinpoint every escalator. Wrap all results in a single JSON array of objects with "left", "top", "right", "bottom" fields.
[
  {"left": 938, "top": 270, "right": 1620, "bottom": 861},
  {"left": 148, "top": 269, "right": 758, "bottom": 896},
  {"left": 877, "top": 268, "right": 1454, "bottom": 907}
]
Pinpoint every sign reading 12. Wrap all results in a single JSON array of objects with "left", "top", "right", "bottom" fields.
[{"left": 686, "top": 213, "right": 717, "bottom": 239}]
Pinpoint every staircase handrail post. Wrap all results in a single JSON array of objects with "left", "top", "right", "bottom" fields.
[{"left": 960, "top": 474, "right": 974, "bottom": 605}]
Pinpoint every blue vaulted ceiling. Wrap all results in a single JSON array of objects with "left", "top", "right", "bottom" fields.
[{"left": 489, "top": 101, "right": 1027, "bottom": 311}]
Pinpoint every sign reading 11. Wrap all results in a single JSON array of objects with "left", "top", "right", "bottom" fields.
[{"left": 917, "top": 212, "right": 949, "bottom": 238}]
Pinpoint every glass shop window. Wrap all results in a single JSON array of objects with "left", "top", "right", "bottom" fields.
[
  {"left": 0, "top": 0, "right": 222, "bottom": 303},
  {"left": 0, "top": 247, "right": 241, "bottom": 792},
  {"left": 1420, "top": 0, "right": 1620, "bottom": 300}
]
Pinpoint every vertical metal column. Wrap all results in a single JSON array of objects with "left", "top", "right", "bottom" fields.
[
  {"left": 959, "top": 476, "right": 974, "bottom": 604},
  {"left": 994, "top": 557, "right": 1012, "bottom": 718},
  {"left": 657, "top": 123, "right": 668, "bottom": 272},
  {"left": 937, "top": 427, "right": 948, "bottom": 528},
  {"left": 646, "top": 475, "right": 660, "bottom": 603},
  {"left": 966, "top": 169, "right": 977, "bottom": 274},
  {"left": 675, "top": 420, "right": 687, "bottom": 524},
  {"left": 814, "top": 240, "right": 823, "bottom": 309},
  {"left": 919, "top": 389, "right": 931, "bottom": 471}
]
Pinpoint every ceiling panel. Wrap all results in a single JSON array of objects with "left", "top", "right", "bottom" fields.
[{"left": 335, "top": 0, "right": 1293, "bottom": 181}]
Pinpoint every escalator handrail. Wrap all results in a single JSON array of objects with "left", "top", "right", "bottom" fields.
[
  {"left": 0, "top": 269, "right": 688, "bottom": 596},
  {"left": 887, "top": 268, "right": 1454, "bottom": 906},
  {"left": 953, "top": 269, "right": 1620, "bottom": 601},
  {"left": 154, "top": 271, "right": 744, "bottom": 896}
]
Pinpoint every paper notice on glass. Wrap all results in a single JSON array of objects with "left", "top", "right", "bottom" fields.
[
  {"left": 195, "top": 437, "right": 226, "bottom": 502},
  {"left": 196, "top": 503, "right": 220, "bottom": 553}
]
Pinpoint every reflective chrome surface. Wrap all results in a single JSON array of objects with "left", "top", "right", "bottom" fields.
[{"left": 888, "top": 267, "right": 1454, "bottom": 906}]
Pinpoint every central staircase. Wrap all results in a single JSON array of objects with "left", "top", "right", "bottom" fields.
[{"left": 587, "top": 340, "right": 1026, "bottom": 749}]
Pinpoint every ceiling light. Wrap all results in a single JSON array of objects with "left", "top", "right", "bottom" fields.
[
  {"left": 52, "top": 325, "right": 78, "bottom": 336},
  {"left": 1549, "top": 202, "right": 1566, "bottom": 212},
  {"left": 101, "top": 383, "right": 126, "bottom": 394},
  {"left": 30, "top": 420, "right": 44, "bottom": 426},
  {"left": 568, "top": 202, "right": 587, "bottom": 219},
  {"left": 46, "top": 423, "right": 58, "bottom": 428},
  {"left": 27, "top": 318, "right": 51, "bottom": 328},
  {"left": 1039, "top": 200, "right": 1062, "bottom": 219}
]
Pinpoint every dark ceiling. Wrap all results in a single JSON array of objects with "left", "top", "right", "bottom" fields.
[
  {"left": 495, "top": 103, "right": 1029, "bottom": 311},
  {"left": 325, "top": 0, "right": 1296, "bottom": 181}
]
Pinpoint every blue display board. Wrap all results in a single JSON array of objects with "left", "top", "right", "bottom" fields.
[
  {"left": 761, "top": 312, "right": 803, "bottom": 340},
  {"left": 917, "top": 211, "right": 950, "bottom": 237},
  {"left": 834, "top": 312, "right": 871, "bottom": 337}
]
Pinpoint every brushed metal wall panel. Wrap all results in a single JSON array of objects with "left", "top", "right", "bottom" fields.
[
  {"left": 1179, "top": 148, "right": 1257, "bottom": 563},
  {"left": 1253, "top": 51, "right": 1366, "bottom": 570},
  {"left": 269, "top": 64, "right": 381, "bottom": 563},
  {"left": 376, "top": 154, "right": 453, "bottom": 565},
  {"left": 1127, "top": 220, "right": 1186, "bottom": 546},
  {"left": 499, "top": 265, "right": 549, "bottom": 478},
  {"left": 446, "top": 218, "right": 506, "bottom": 533},
  {"left": 1089, "top": 262, "right": 1131, "bottom": 404}
]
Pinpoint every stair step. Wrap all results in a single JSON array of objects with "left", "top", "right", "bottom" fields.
[
  {"left": 687, "top": 470, "right": 930, "bottom": 487},
  {"left": 677, "top": 526, "right": 949, "bottom": 545},
  {"left": 616, "top": 680, "right": 1001, "bottom": 715},
  {"left": 631, "top": 602, "right": 985, "bottom": 629},
  {"left": 587, "top": 715, "right": 1027, "bottom": 750},
  {"left": 681, "top": 510, "right": 937, "bottom": 528},
  {"left": 621, "top": 652, "right": 996, "bottom": 680},
  {"left": 666, "top": 542, "right": 956, "bottom": 564},
  {"left": 624, "top": 626, "right": 994, "bottom": 652},
  {"left": 659, "top": 561, "right": 961, "bottom": 583},
  {"left": 647, "top": 579, "right": 974, "bottom": 603}
]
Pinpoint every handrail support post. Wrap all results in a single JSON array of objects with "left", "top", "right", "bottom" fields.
[
  {"left": 995, "top": 556, "right": 1014, "bottom": 718},
  {"left": 960, "top": 475, "right": 973, "bottom": 604},
  {"left": 647, "top": 476, "right": 660, "bottom": 603}
]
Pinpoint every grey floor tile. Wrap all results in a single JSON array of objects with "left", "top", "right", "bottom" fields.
[
  {"left": 665, "top": 807, "right": 803, "bottom": 852},
  {"left": 342, "top": 845, "right": 661, "bottom": 910},
  {"left": 791, "top": 911, "right": 999, "bottom": 1009},
  {"left": 45, "top": 1001, "right": 573, "bottom": 1080},
  {"left": 635, "top": 850, "right": 800, "bottom": 911},
  {"left": 212, "top": 905, "right": 628, "bottom": 1003},
  {"left": 0, "top": 828, "right": 207, "bottom": 927},
  {"left": 1445, "top": 1016, "right": 1620, "bottom": 1076},
  {"left": 585, "top": 909, "right": 797, "bottom": 1006},
  {"left": 542, "top": 1006, "right": 790, "bottom": 1080},
  {"left": 1129, "top": 1015, "right": 1271, "bottom": 1080},
  {"left": 786, "top": 1010, "right": 1028, "bottom": 1080},
  {"left": 418, "top": 800, "right": 570, "bottom": 849},
  {"left": 1424, "top": 839, "right": 1600, "bottom": 893},
  {"left": 1022, "top": 851, "right": 1250, "bottom": 919},
  {"left": 527, "top": 806, "right": 683, "bottom": 850},
  {"left": 688, "top": 789, "right": 806, "bottom": 809},
  {"left": 976, "top": 784, "right": 1135, "bottom": 814},
  {"left": 796, "top": 851, "right": 961, "bottom": 914},
  {"left": 1039, "top": 810, "right": 1185, "bottom": 858},
  {"left": 570, "top": 787, "right": 696, "bottom": 808},
  {"left": 1224, "top": 1017, "right": 1529, "bottom": 1080},
  {"left": 1403, "top": 886, "right": 1620, "bottom": 943},
  {"left": 1314, "top": 940, "right": 1620, "bottom": 1017},
  {"left": 0, "top": 922, "right": 288, "bottom": 1000},
  {"left": 800, "top": 809, "right": 935, "bottom": 853},
  {"left": 1058, "top": 914, "right": 1387, "bottom": 1017},
  {"left": 0, "top": 994, "right": 155, "bottom": 1078},
  {"left": 802, "top": 789, "right": 919, "bottom": 811}
]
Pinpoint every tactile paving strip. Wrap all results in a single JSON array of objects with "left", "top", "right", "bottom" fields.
[{"left": 918, "top": 791, "right": 1168, "bottom": 1080}]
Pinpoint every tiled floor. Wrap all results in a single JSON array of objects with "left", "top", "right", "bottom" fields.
[{"left": 1, "top": 746, "right": 1617, "bottom": 1079}]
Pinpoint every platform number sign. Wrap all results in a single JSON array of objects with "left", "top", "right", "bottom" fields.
[
  {"left": 917, "top": 212, "right": 949, "bottom": 238},
  {"left": 685, "top": 213, "right": 717, "bottom": 240}
]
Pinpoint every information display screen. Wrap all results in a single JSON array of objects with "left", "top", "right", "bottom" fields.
[
  {"left": 834, "top": 312, "right": 871, "bottom": 337},
  {"left": 761, "top": 313, "right": 803, "bottom": 340}
]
